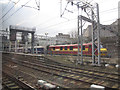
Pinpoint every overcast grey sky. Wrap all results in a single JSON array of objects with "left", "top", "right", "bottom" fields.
[{"left": 0, "top": 0, "right": 119, "bottom": 36}]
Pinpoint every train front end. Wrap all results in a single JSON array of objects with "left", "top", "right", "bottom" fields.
[{"left": 100, "top": 47, "right": 108, "bottom": 57}]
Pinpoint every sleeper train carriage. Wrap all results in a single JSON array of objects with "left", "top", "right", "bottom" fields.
[{"left": 48, "top": 43, "right": 108, "bottom": 56}]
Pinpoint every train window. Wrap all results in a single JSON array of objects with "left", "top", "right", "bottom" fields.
[
  {"left": 70, "top": 46, "right": 73, "bottom": 50},
  {"left": 53, "top": 47, "right": 55, "bottom": 50},
  {"left": 65, "top": 46, "right": 67, "bottom": 50},
  {"left": 83, "top": 46, "right": 85, "bottom": 50},
  {"left": 60, "top": 47, "right": 63, "bottom": 50},
  {"left": 89, "top": 45, "right": 92, "bottom": 48}
]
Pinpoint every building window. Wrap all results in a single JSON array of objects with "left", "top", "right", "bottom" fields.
[
  {"left": 65, "top": 46, "right": 67, "bottom": 50},
  {"left": 60, "top": 47, "right": 63, "bottom": 50},
  {"left": 70, "top": 46, "right": 73, "bottom": 50}
]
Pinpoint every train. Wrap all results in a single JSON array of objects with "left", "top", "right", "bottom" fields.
[
  {"left": 48, "top": 43, "right": 108, "bottom": 57},
  {"left": 16, "top": 43, "right": 108, "bottom": 57},
  {"left": 17, "top": 46, "right": 45, "bottom": 54}
]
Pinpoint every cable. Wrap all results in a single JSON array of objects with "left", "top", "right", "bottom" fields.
[
  {"left": 0, "top": 0, "right": 21, "bottom": 21},
  {"left": 102, "top": 18, "right": 117, "bottom": 23},
  {"left": 22, "top": 0, "right": 40, "bottom": 10},
  {"left": 37, "top": 18, "right": 77, "bottom": 31},
  {"left": 34, "top": 0, "right": 40, "bottom": 10},
  {"left": 2, "top": 0, "right": 11, "bottom": 11},
  {"left": 1, "top": 0, "right": 31, "bottom": 24},
  {"left": 33, "top": 17, "right": 58, "bottom": 27},
  {"left": 35, "top": 0, "right": 38, "bottom": 6},
  {"left": 61, "top": 1, "right": 69, "bottom": 17}
]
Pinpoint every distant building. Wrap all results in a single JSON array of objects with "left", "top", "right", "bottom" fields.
[
  {"left": 83, "top": 19, "right": 119, "bottom": 57},
  {"left": 56, "top": 33, "right": 76, "bottom": 44},
  {"left": 56, "top": 33, "right": 70, "bottom": 39},
  {"left": 83, "top": 24, "right": 117, "bottom": 39},
  {"left": 34, "top": 33, "right": 75, "bottom": 46}
]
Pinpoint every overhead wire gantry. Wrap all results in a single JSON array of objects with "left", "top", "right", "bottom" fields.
[{"left": 60, "top": 0, "right": 101, "bottom": 66}]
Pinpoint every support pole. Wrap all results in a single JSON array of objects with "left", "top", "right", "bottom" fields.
[
  {"left": 80, "top": 15, "right": 83, "bottom": 64},
  {"left": 91, "top": 10, "right": 95, "bottom": 65},
  {"left": 25, "top": 41, "right": 28, "bottom": 53},
  {"left": 77, "top": 5, "right": 80, "bottom": 65},
  {"left": 9, "top": 41, "right": 11, "bottom": 52},
  {"left": 36, "top": 46, "right": 38, "bottom": 54},
  {"left": 15, "top": 41, "right": 17, "bottom": 53},
  {"left": 96, "top": 3, "right": 101, "bottom": 66},
  {"left": 31, "top": 33, "right": 34, "bottom": 54},
  {"left": 2, "top": 43, "right": 4, "bottom": 51}
]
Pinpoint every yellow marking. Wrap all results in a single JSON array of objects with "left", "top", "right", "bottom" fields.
[
  {"left": 7, "top": 83, "right": 15, "bottom": 86},
  {"left": 78, "top": 70, "right": 83, "bottom": 72},
  {"left": 94, "top": 73, "right": 100, "bottom": 75},
  {"left": 70, "top": 81, "right": 75, "bottom": 84},
  {"left": 79, "top": 78, "right": 83, "bottom": 80},
  {"left": 4, "top": 81, "right": 11, "bottom": 84},
  {"left": 113, "top": 76, "right": 118, "bottom": 79},
  {"left": 70, "top": 74, "right": 74, "bottom": 77},
  {"left": 74, "top": 76, "right": 80, "bottom": 78},
  {"left": 84, "top": 71, "right": 88, "bottom": 73},
  {"left": 98, "top": 73, "right": 104, "bottom": 76},
  {"left": 58, "top": 77, "right": 63, "bottom": 79},
  {"left": 10, "top": 86, "right": 19, "bottom": 89},
  {"left": 81, "top": 77, "right": 87, "bottom": 80},
  {"left": 112, "top": 84, "right": 119, "bottom": 88},
  {"left": 85, "top": 78, "right": 93, "bottom": 82},
  {"left": 89, "top": 72, "right": 93, "bottom": 74},
  {"left": 62, "top": 74, "right": 66, "bottom": 76},
  {"left": 77, "top": 82, "right": 82, "bottom": 85},
  {"left": 52, "top": 47, "right": 89, "bottom": 52},
  {"left": 84, "top": 48, "right": 88, "bottom": 51},
  {"left": 93, "top": 80, "right": 102, "bottom": 83},
  {"left": 67, "top": 75, "right": 72, "bottom": 77},
  {"left": 101, "top": 82, "right": 109, "bottom": 86},
  {"left": 64, "top": 79, "right": 68, "bottom": 82},
  {"left": 100, "top": 48, "right": 107, "bottom": 51},
  {"left": 107, "top": 75, "right": 114, "bottom": 78},
  {"left": 73, "top": 48, "right": 78, "bottom": 51},
  {"left": 55, "top": 49, "right": 60, "bottom": 51}
]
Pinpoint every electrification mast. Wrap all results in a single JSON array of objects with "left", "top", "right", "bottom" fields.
[{"left": 60, "top": 0, "right": 101, "bottom": 66}]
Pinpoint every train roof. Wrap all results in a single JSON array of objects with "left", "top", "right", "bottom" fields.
[
  {"left": 17, "top": 46, "right": 45, "bottom": 49},
  {"left": 34, "top": 46, "right": 45, "bottom": 48},
  {"left": 49, "top": 43, "right": 92, "bottom": 47}
]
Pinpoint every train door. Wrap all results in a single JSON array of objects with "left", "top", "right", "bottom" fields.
[{"left": 88, "top": 45, "right": 92, "bottom": 56}]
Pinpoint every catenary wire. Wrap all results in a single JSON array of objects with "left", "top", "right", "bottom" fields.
[
  {"left": 0, "top": 0, "right": 21, "bottom": 21},
  {"left": 0, "top": 0, "right": 31, "bottom": 25}
]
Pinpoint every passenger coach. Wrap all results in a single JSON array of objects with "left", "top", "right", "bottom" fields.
[{"left": 48, "top": 43, "right": 107, "bottom": 56}]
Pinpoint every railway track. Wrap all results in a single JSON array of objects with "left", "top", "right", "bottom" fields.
[
  {"left": 2, "top": 54, "right": 120, "bottom": 89},
  {"left": 3, "top": 64, "right": 67, "bottom": 89},
  {"left": 2, "top": 55, "right": 70, "bottom": 88},
  {"left": 18, "top": 60, "right": 120, "bottom": 89},
  {"left": 2, "top": 71, "right": 35, "bottom": 90}
]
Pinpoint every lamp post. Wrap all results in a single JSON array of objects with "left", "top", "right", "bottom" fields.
[{"left": 45, "top": 33, "right": 48, "bottom": 56}]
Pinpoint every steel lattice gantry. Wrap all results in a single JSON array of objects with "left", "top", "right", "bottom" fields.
[
  {"left": 61, "top": 0, "right": 101, "bottom": 66},
  {"left": 77, "top": 3, "right": 101, "bottom": 66}
]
